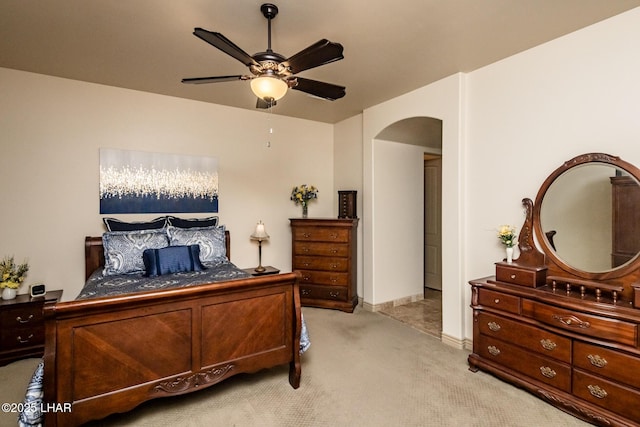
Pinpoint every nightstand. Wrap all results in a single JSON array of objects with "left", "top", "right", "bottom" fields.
[
  {"left": 0, "top": 290, "right": 62, "bottom": 365},
  {"left": 243, "top": 266, "right": 280, "bottom": 276}
]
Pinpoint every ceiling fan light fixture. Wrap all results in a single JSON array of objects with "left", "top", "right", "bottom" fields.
[{"left": 250, "top": 75, "right": 288, "bottom": 101}]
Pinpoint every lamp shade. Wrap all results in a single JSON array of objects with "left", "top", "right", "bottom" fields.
[
  {"left": 250, "top": 221, "right": 270, "bottom": 240},
  {"left": 250, "top": 76, "right": 288, "bottom": 101}
]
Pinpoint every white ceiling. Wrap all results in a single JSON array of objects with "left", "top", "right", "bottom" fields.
[{"left": 1, "top": 0, "right": 639, "bottom": 124}]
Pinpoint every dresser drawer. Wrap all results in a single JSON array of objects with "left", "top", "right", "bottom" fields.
[
  {"left": 298, "top": 270, "right": 349, "bottom": 287},
  {"left": 293, "top": 241, "right": 349, "bottom": 257},
  {"left": 573, "top": 369, "right": 640, "bottom": 422},
  {"left": 477, "top": 334, "right": 571, "bottom": 392},
  {"left": 293, "top": 227, "right": 350, "bottom": 243},
  {"left": 300, "top": 285, "right": 349, "bottom": 302},
  {"left": 522, "top": 300, "right": 637, "bottom": 347},
  {"left": 477, "top": 312, "right": 571, "bottom": 363},
  {"left": 574, "top": 341, "right": 640, "bottom": 390},
  {"left": 0, "top": 304, "right": 44, "bottom": 327},
  {"left": 0, "top": 326, "right": 44, "bottom": 350},
  {"left": 477, "top": 288, "right": 520, "bottom": 315},
  {"left": 495, "top": 263, "right": 546, "bottom": 288},
  {"left": 293, "top": 256, "right": 348, "bottom": 272}
]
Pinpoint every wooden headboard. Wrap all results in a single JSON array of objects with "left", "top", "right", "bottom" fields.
[{"left": 84, "top": 230, "right": 232, "bottom": 280}]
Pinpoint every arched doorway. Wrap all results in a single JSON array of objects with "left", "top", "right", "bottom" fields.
[{"left": 373, "top": 117, "right": 443, "bottom": 337}]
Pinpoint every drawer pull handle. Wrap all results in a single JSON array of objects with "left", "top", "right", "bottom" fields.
[
  {"left": 587, "top": 354, "right": 608, "bottom": 368},
  {"left": 302, "top": 276, "right": 311, "bottom": 281},
  {"left": 329, "top": 291, "right": 340, "bottom": 298},
  {"left": 330, "top": 264, "right": 338, "bottom": 269},
  {"left": 494, "top": 298, "right": 500, "bottom": 304},
  {"left": 487, "top": 321, "right": 501, "bottom": 332},
  {"left": 303, "top": 233, "right": 311, "bottom": 238},
  {"left": 552, "top": 314, "right": 590, "bottom": 329},
  {"left": 301, "top": 289, "right": 311, "bottom": 296},
  {"left": 303, "top": 247, "right": 310, "bottom": 252},
  {"left": 539, "top": 366, "right": 556, "bottom": 379},
  {"left": 16, "top": 315, "right": 34, "bottom": 323},
  {"left": 510, "top": 274, "right": 516, "bottom": 279},
  {"left": 587, "top": 385, "right": 608, "bottom": 399},
  {"left": 330, "top": 233, "right": 338, "bottom": 239},
  {"left": 330, "top": 249, "right": 338, "bottom": 254},
  {"left": 17, "top": 334, "right": 34, "bottom": 344},
  {"left": 303, "top": 262, "right": 310, "bottom": 267},
  {"left": 331, "top": 277, "right": 337, "bottom": 283},
  {"left": 487, "top": 346, "right": 501, "bottom": 356},
  {"left": 540, "top": 339, "right": 557, "bottom": 351}
]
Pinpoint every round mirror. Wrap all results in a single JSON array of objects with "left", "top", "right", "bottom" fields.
[{"left": 533, "top": 153, "right": 640, "bottom": 279}]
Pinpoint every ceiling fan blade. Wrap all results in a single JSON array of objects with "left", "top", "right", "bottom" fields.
[
  {"left": 256, "top": 98, "right": 277, "bottom": 109},
  {"left": 193, "top": 28, "right": 259, "bottom": 67},
  {"left": 282, "top": 39, "right": 344, "bottom": 74},
  {"left": 291, "top": 77, "right": 346, "bottom": 101},
  {"left": 181, "top": 75, "right": 248, "bottom": 84}
]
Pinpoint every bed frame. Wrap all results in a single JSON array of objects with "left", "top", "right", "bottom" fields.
[{"left": 42, "top": 232, "right": 301, "bottom": 426}]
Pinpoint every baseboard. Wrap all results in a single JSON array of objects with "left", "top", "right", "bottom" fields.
[
  {"left": 361, "top": 293, "right": 424, "bottom": 312},
  {"left": 440, "top": 333, "right": 472, "bottom": 350}
]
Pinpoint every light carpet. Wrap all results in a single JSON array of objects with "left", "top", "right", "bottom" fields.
[{"left": 0, "top": 307, "right": 590, "bottom": 426}]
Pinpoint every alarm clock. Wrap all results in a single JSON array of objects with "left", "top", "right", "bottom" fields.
[{"left": 30, "top": 283, "right": 46, "bottom": 298}]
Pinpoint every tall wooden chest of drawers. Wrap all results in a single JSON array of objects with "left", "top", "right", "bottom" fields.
[
  {"left": 0, "top": 290, "right": 62, "bottom": 365},
  {"left": 290, "top": 218, "right": 358, "bottom": 313}
]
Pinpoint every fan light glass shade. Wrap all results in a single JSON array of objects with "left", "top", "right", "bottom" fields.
[{"left": 250, "top": 76, "right": 288, "bottom": 101}]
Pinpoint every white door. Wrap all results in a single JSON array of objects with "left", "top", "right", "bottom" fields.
[{"left": 424, "top": 156, "right": 442, "bottom": 291}]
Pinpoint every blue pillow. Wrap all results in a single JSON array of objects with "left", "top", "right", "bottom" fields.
[
  {"left": 143, "top": 245, "right": 205, "bottom": 277},
  {"left": 103, "top": 216, "right": 168, "bottom": 231},
  {"left": 167, "top": 216, "right": 218, "bottom": 229}
]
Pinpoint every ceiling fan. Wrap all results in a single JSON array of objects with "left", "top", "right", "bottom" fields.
[{"left": 182, "top": 3, "right": 346, "bottom": 109}]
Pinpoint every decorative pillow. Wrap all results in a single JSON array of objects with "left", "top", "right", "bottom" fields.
[
  {"left": 166, "top": 225, "right": 226, "bottom": 263},
  {"left": 102, "top": 229, "right": 169, "bottom": 276},
  {"left": 103, "top": 216, "right": 167, "bottom": 231},
  {"left": 167, "top": 216, "right": 219, "bottom": 229},
  {"left": 143, "top": 245, "right": 205, "bottom": 277}
]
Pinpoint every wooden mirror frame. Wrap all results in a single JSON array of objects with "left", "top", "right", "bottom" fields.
[{"left": 523, "top": 153, "right": 640, "bottom": 295}]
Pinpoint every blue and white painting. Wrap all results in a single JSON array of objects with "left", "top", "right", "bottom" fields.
[{"left": 99, "top": 149, "right": 218, "bottom": 214}]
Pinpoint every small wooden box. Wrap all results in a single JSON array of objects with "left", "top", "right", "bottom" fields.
[
  {"left": 495, "top": 262, "right": 547, "bottom": 288},
  {"left": 338, "top": 191, "right": 357, "bottom": 219}
]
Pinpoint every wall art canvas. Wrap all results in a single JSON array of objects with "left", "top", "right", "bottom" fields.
[{"left": 100, "top": 148, "right": 219, "bottom": 214}]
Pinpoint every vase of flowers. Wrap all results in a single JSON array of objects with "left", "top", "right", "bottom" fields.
[
  {"left": 0, "top": 256, "right": 29, "bottom": 300},
  {"left": 497, "top": 225, "right": 517, "bottom": 263},
  {"left": 291, "top": 185, "right": 318, "bottom": 218}
]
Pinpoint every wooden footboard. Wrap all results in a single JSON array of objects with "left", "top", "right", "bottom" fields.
[{"left": 43, "top": 272, "right": 301, "bottom": 426}]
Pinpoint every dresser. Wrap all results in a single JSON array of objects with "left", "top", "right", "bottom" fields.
[
  {"left": 290, "top": 218, "right": 358, "bottom": 312},
  {"left": 0, "top": 290, "right": 62, "bottom": 365},
  {"left": 470, "top": 275, "right": 640, "bottom": 426},
  {"left": 469, "top": 153, "right": 640, "bottom": 427}
]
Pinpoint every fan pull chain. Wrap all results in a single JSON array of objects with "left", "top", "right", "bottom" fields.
[{"left": 266, "top": 105, "right": 273, "bottom": 148}]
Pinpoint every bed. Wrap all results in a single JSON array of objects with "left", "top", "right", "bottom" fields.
[{"left": 27, "top": 225, "right": 304, "bottom": 426}]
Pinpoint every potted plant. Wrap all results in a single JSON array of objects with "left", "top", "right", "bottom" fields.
[{"left": 0, "top": 256, "right": 29, "bottom": 300}]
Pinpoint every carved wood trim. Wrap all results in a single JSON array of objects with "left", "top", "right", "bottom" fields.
[{"left": 154, "top": 364, "right": 236, "bottom": 394}]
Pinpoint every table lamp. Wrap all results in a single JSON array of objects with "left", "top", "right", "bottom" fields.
[{"left": 250, "top": 221, "right": 270, "bottom": 272}]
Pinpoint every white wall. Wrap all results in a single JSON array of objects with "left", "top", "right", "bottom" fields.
[
  {"left": 466, "top": 7, "right": 640, "bottom": 339},
  {"left": 372, "top": 139, "right": 425, "bottom": 302},
  {"left": 362, "top": 73, "right": 466, "bottom": 343},
  {"left": 0, "top": 68, "right": 334, "bottom": 301},
  {"left": 333, "top": 114, "right": 364, "bottom": 297},
  {"left": 357, "top": 7, "right": 640, "bottom": 346}
]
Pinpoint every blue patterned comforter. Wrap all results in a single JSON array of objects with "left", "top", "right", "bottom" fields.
[{"left": 18, "top": 262, "right": 310, "bottom": 426}]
